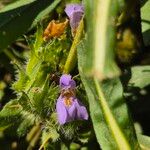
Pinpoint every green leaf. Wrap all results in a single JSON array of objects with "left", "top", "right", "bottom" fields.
[
  {"left": 27, "top": 74, "right": 58, "bottom": 118},
  {"left": 0, "top": 99, "right": 22, "bottom": 130},
  {"left": 17, "top": 116, "right": 34, "bottom": 136},
  {"left": 84, "top": 0, "right": 120, "bottom": 80},
  {"left": 0, "top": 0, "right": 61, "bottom": 49},
  {"left": 141, "top": 0, "right": 150, "bottom": 46},
  {"left": 141, "top": 0, "right": 150, "bottom": 32},
  {"left": 28, "top": 77, "right": 50, "bottom": 116},
  {"left": 70, "top": 143, "right": 81, "bottom": 150},
  {"left": 39, "top": 129, "right": 59, "bottom": 150},
  {"left": 12, "top": 67, "right": 30, "bottom": 91},
  {"left": 33, "top": 25, "right": 43, "bottom": 53},
  {"left": 137, "top": 134, "right": 150, "bottom": 150},
  {"left": 12, "top": 57, "right": 42, "bottom": 92},
  {"left": 129, "top": 66, "right": 150, "bottom": 88},
  {"left": 78, "top": 41, "right": 139, "bottom": 149},
  {"left": 17, "top": 92, "right": 30, "bottom": 110},
  {"left": 39, "top": 131, "right": 52, "bottom": 150}
]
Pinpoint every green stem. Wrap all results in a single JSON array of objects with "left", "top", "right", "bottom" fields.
[
  {"left": 94, "top": 78, "right": 131, "bottom": 150},
  {"left": 27, "top": 129, "right": 41, "bottom": 150},
  {"left": 63, "top": 19, "right": 84, "bottom": 74},
  {"left": 26, "top": 124, "right": 41, "bottom": 142},
  {"left": 39, "top": 133, "right": 51, "bottom": 150}
]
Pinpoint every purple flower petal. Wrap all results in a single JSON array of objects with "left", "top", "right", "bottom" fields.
[
  {"left": 67, "top": 98, "right": 76, "bottom": 119},
  {"left": 60, "top": 74, "right": 76, "bottom": 89},
  {"left": 69, "top": 11, "right": 83, "bottom": 30},
  {"left": 56, "top": 95, "right": 88, "bottom": 125},
  {"left": 74, "top": 98, "right": 88, "bottom": 120},
  {"left": 65, "top": 4, "right": 84, "bottom": 18},
  {"left": 56, "top": 96, "right": 68, "bottom": 125},
  {"left": 60, "top": 74, "right": 71, "bottom": 86},
  {"left": 65, "top": 4, "right": 84, "bottom": 33}
]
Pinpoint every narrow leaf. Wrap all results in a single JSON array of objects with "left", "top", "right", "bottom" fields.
[
  {"left": 84, "top": 0, "right": 120, "bottom": 80},
  {"left": 78, "top": 41, "right": 140, "bottom": 149}
]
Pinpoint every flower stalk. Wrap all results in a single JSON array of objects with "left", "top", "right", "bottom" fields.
[{"left": 63, "top": 19, "right": 84, "bottom": 74}]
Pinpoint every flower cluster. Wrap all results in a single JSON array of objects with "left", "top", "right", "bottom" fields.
[
  {"left": 65, "top": 4, "right": 84, "bottom": 35},
  {"left": 56, "top": 74, "right": 88, "bottom": 125}
]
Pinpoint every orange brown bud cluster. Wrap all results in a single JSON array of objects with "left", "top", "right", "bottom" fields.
[{"left": 43, "top": 19, "right": 68, "bottom": 41}]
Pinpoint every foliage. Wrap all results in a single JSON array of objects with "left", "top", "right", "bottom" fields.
[
  {"left": 129, "top": 66, "right": 150, "bottom": 89},
  {"left": 0, "top": 0, "right": 150, "bottom": 149},
  {"left": 141, "top": 0, "right": 150, "bottom": 46},
  {"left": 0, "top": 0, "right": 61, "bottom": 49}
]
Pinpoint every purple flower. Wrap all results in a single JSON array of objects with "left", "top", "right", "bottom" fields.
[
  {"left": 56, "top": 74, "right": 88, "bottom": 125},
  {"left": 65, "top": 4, "right": 84, "bottom": 34}
]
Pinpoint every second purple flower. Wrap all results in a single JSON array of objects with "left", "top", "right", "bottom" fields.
[{"left": 65, "top": 3, "right": 84, "bottom": 35}]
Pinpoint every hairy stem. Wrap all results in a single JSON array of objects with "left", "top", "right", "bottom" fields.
[{"left": 63, "top": 19, "right": 84, "bottom": 74}]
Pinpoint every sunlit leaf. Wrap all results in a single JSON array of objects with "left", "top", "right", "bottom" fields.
[
  {"left": 141, "top": 0, "right": 150, "bottom": 46},
  {"left": 137, "top": 134, "right": 150, "bottom": 150},
  {"left": 129, "top": 66, "right": 150, "bottom": 88},
  {"left": 78, "top": 41, "right": 139, "bottom": 149}
]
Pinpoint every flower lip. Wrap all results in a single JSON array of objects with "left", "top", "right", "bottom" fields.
[
  {"left": 56, "top": 96, "right": 88, "bottom": 125},
  {"left": 60, "top": 74, "right": 76, "bottom": 89}
]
